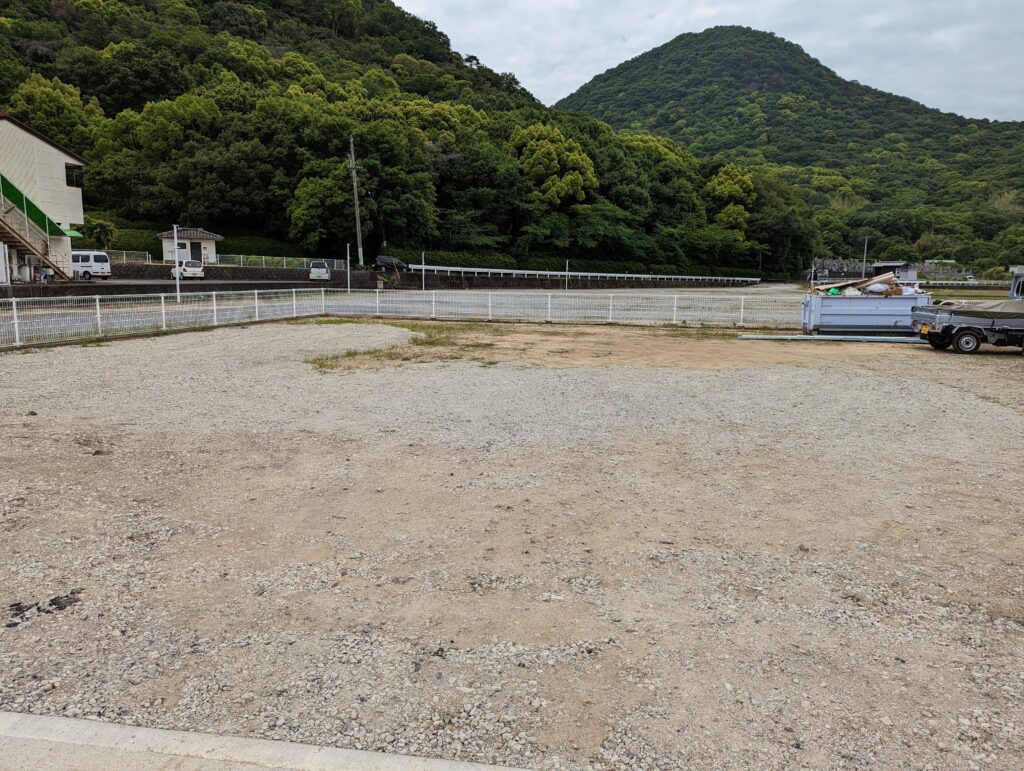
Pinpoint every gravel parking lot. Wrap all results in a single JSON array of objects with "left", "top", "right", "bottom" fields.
[{"left": 1, "top": 321, "right": 1022, "bottom": 769}]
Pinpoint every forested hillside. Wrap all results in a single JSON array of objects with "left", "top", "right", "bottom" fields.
[
  {"left": 558, "top": 26, "right": 1024, "bottom": 274},
  {"left": 0, "top": 2, "right": 817, "bottom": 275}
]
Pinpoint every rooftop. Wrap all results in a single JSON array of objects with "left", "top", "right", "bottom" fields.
[{"left": 157, "top": 228, "right": 224, "bottom": 241}]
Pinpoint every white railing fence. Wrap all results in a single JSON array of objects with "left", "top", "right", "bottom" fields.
[
  {"left": 101, "top": 250, "right": 764, "bottom": 285},
  {"left": 407, "top": 265, "right": 760, "bottom": 286},
  {"left": 106, "top": 250, "right": 154, "bottom": 264},
  {"left": 0, "top": 289, "right": 804, "bottom": 350}
]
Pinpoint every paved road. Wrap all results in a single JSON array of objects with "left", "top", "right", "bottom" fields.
[{"left": 68, "top": 279, "right": 328, "bottom": 287}]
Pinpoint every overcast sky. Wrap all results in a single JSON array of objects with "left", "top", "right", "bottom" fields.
[{"left": 398, "top": 0, "right": 1023, "bottom": 121}]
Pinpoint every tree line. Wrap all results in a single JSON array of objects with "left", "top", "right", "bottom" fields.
[{"left": 1, "top": 1, "right": 818, "bottom": 276}]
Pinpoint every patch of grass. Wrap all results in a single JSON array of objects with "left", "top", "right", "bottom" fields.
[
  {"left": 306, "top": 347, "right": 399, "bottom": 371},
  {"left": 930, "top": 290, "right": 1010, "bottom": 301},
  {"left": 78, "top": 340, "right": 109, "bottom": 348},
  {"left": 303, "top": 320, "right": 510, "bottom": 372}
]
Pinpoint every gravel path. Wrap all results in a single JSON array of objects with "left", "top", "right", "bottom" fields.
[{"left": 1, "top": 322, "right": 1022, "bottom": 770}]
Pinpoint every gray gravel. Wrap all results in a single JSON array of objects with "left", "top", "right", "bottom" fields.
[{"left": 1, "top": 321, "right": 1022, "bottom": 770}]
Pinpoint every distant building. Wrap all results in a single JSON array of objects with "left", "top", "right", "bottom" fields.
[
  {"left": 0, "top": 112, "right": 85, "bottom": 282},
  {"left": 157, "top": 228, "right": 224, "bottom": 265},
  {"left": 872, "top": 261, "right": 918, "bottom": 283}
]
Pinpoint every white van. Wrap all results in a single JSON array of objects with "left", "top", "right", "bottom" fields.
[
  {"left": 71, "top": 251, "right": 112, "bottom": 281},
  {"left": 309, "top": 260, "right": 331, "bottom": 281}
]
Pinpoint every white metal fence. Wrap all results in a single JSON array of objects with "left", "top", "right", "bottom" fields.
[
  {"left": 406, "top": 264, "right": 760, "bottom": 286},
  {"left": 0, "top": 289, "right": 805, "bottom": 349},
  {"left": 102, "top": 249, "right": 764, "bottom": 285}
]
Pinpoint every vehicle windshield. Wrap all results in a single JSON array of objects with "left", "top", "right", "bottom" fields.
[
  {"left": 94, "top": 255, "right": 109, "bottom": 263},
  {"left": 312, "top": 261, "right": 327, "bottom": 269},
  {"left": 185, "top": 261, "right": 202, "bottom": 268}
]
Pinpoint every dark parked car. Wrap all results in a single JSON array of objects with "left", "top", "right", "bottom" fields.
[{"left": 373, "top": 255, "right": 410, "bottom": 273}]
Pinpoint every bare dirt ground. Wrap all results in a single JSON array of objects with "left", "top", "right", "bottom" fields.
[{"left": 1, "top": 321, "right": 1022, "bottom": 770}]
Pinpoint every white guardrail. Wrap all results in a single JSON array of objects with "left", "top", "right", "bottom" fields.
[
  {"left": 103, "top": 251, "right": 762, "bottom": 285},
  {"left": 406, "top": 265, "right": 761, "bottom": 286},
  {"left": 0, "top": 289, "right": 804, "bottom": 349}
]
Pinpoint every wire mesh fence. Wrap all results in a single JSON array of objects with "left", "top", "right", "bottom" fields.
[{"left": 0, "top": 289, "right": 804, "bottom": 350}]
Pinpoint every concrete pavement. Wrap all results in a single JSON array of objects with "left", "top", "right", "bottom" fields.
[{"left": 0, "top": 712, "right": 530, "bottom": 771}]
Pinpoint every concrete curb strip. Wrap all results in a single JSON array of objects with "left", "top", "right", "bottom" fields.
[{"left": 0, "top": 712, "right": 531, "bottom": 771}]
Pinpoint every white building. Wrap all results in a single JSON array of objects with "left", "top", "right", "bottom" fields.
[
  {"left": 872, "top": 261, "right": 919, "bottom": 283},
  {"left": 157, "top": 228, "right": 224, "bottom": 265},
  {"left": 0, "top": 112, "right": 85, "bottom": 282}
]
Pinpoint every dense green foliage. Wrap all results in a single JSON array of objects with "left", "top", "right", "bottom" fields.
[
  {"left": 0, "top": 2, "right": 817, "bottom": 275},
  {"left": 558, "top": 26, "right": 1024, "bottom": 273}
]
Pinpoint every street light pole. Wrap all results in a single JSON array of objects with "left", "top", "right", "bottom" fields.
[
  {"left": 422, "top": 251, "right": 426, "bottom": 292},
  {"left": 862, "top": 236, "right": 869, "bottom": 279},
  {"left": 349, "top": 136, "right": 365, "bottom": 267},
  {"left": 172, "top": 223, "right": 181, "bottom": 302}
]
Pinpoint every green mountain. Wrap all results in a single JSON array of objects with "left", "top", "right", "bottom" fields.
[
  {"left": 0, "top": 3, "right": 818, "bottom": 275},
  {"left": 557, "top": 26, "right": 1024, "bottom": 271}
]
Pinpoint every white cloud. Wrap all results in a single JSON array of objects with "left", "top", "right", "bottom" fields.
[{"left": 397, "top": 0, "right": 1023, "bottom": 120}]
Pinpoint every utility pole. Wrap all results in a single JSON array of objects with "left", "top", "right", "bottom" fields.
[
  {"left": 861, "top": 236, "right": 869, "bottom": 279},
  {"left": 172, "top": 223, "right": 181, "bottom": 302},
  {"left": 349, "top": 136, "right": 365, "bottom": 267}
]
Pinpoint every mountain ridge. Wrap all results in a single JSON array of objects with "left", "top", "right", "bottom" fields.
[
  {"left": 556, "top": 25, "right": 1024, "bottom": 269},
  {"left": 559, "top": 26, "right": 1012, "bottom": 124}
]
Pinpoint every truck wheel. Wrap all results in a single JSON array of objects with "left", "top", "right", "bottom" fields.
[
  {"left": 82, "top": 271, "right": 92, "bottom": 281},
  {"left": 953, "top": 330, "right": 983, "bottom": 355},
  {"left": 927, "top": 334, "right": 952, "bottom": 351}
]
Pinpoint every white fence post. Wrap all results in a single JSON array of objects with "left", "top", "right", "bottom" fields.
[
  {"left": 672, "top": 296, "right": 679, "bottom": 325},
  {"left": 739, "top": 297, "right": 746, "bottom": 327},
  {"left": 321, "top": 287, "right": 326, "bottom": 315},
  {"left": 160, "top": 294, "right": 167, "bottom": 331},
  {"left": 431, "top": 290, "right": 436, "bottom": 319},
  {"left": 212, "top": 292, "right": 218, "bottom": 325},
  {"left": 375, "top": 289, "right": 380, "bottom": 316},
  {"left": 292, "top": 288, "right": 297, "bottom": 318},
  {"left": 608, "top": 294, "right": 614, "bottom": 323},
  {"left": 11, "top": 296, "right": 20, "bottom": 346},
  {"left": 487, "top": 292, "right": 492, "bottom": 321},
  {"left": 94, "top": 296, "right": 102, "bottom": 335},
  {"left": 254, "top": 290, "right": 259, "bottom": 321},
  {"left": 547, "top": 293, "right": 552, "bottom": 323}
]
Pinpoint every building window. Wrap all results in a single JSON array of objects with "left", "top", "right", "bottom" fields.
[{"left": 65, "top": 165, "right": 83, "bottom": 188}]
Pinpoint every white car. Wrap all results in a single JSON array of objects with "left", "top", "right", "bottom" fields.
[
  {"left": 172, "top": 260, "right": 205, "bottom": 280},
  {"left": 71, "top": 251, "right": 112, "bottom": 280},
  {"left": 309, "top": 260, "right": 331, "bottom": 281}
]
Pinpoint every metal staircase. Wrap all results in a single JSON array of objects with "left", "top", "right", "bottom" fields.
[{"left": 0, "top": 175, "right": 71, "bottom": 280}]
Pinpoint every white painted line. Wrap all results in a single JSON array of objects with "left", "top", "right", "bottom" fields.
[{"left": 0, "top": 712, "right": 531, "bottom": 771}]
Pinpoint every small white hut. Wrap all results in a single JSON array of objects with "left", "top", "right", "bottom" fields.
[{"left": 158, "top": 227, "right": 224, "bottom": 265}]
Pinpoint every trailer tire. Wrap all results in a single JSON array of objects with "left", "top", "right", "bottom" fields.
[
  {"left": 927, "top": 334, "right": 952, "bottom": 351},
  {"left": 953, "top": 330, "right": 983, "bottom": 355}
]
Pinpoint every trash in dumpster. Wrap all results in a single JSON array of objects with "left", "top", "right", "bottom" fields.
[
  {"left": 809, "top": 272, "right": 926, "bottom": 298},
  {"left": 804, "top": 273, "right": 931, "bottom": 334}
]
